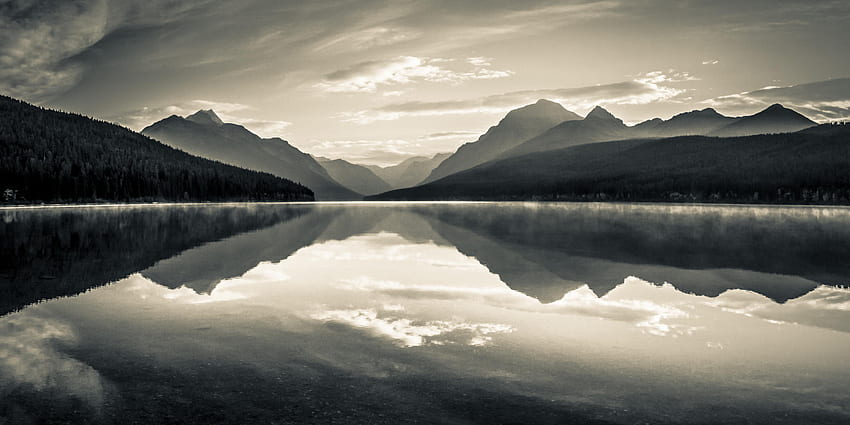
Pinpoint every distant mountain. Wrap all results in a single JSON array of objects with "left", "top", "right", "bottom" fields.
[
  {"left": 367, "top": 152, "right": 451, "bottom": 189},
  {"left": 142, "top": 111, "right": 360, "bottom": 200},
  {"left": 0, "top": 96, "right": 312, "bottom": 203},
  {"left": 186, "top": 109, "right": 224, "bottom": 126},
  {"left": 316, "top": 157, "right": 393, "bottom": 195},
  {"left": 369, "top": 124, "right": 850, "bottom": 204},
  {"left": 798, "top": 122, "right": 850, "bottom": 136},
  {"left": 710, "top": 104, "right": 816, "bottom": 137},
  {"left": 422, "top": 99, "right": 581, "bottom": 184},
  {"left": 501, "top": 105, "right": 630, "bottom": 158},
  {"left": 632, "top": 108, "right": 738, "bottom": 137},
  {"left": 378, "top": 103, "right": 818, "bottom": 190}
]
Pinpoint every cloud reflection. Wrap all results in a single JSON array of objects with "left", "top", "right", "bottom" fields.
[
  {"left": 712, "top": 285, "right": 850, "bottom": 333},
  {"left": 0, "top": 314, "right": 105, "bottom": 407},
  {"left": 311, "top": 308, "right": 513, "bottom": 348},
  {"left": 132, "top": 230, "right": 850, "bottom": 342}
]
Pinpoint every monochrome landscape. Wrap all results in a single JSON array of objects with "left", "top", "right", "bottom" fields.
[{"left": 2, "top": 1, "right": 850, "bottom": 424}]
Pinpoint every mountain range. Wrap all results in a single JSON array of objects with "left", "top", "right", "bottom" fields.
[
  {"left": 366, "top": 152, "right": 451, "bottom": 189},
  {"left": 136, "top": 99, "right": 821, "bottom": 203},
  {"left": 500, "top": 105, "right": 631, "bottom": 158},
  {"left": 632, "top": 107, "right": 737, "bottom": 137},
  {"left": 370, "top": 123, "right": 849, "bottom": 202},
  {"left": 315, "top": 157, "right": 393, "bottom": 196},
  {"left": 8, "top": 201, "right": 850, "bottom": 316},
  {"left": 369, "top": 101, "right": 825, "bottom": 201},
  {"left": 0, "top": 96, "right": 312, "bottom": 203},
  {"left": 1, "top": 92, "right": 833, "bottom": 205},
  {"left": 142, "top": 110, "right": 360, "bottom": 200},
  {"left": 708, "top": 103, "right": 819, "bottom": 137},
  {"left": 422, "top": 99, "right": 580, "bottom": 184}
]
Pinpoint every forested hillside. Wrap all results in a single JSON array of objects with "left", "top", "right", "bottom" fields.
[
  {"left": 142, "top": 111, "right": 360, "bottom": 200},
  {"left": 0, "top": 96, "right": 313, "bottom": 203},
  {"left": 370, "top": 124, "right": 850, "bottom": 204}
]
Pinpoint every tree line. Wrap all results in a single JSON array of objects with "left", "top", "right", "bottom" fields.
[
  {"left": 0, "top": 96, "right": 313, "bottom": 204},
  {"left": 372, "top": 125, "right": 850, "bottom": 205}
]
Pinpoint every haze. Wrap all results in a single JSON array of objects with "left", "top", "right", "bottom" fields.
[{"left": 2, "top": 0, "right": 849, "bottom": 165}]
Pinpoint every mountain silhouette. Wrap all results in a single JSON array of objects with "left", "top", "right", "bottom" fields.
[
  {"left": 143, "top": 207, "right": 400, "bottom": 294},
  {"left": 369, "top": 124, "right": 850, "bottom": 204},
  {"left": 0, "top": 95, "right": 311, "bottom": 203},
  {"left": 585, "top": 105, "right": 622, "bottom": 122},
  {"left": 384, "top": 102, "right": 819, "bottom": 191},
  {"left": 143, "top": 207, "right": 341, "bottom": 293},
  {"left": 710, "top": 104, "right": 816, "bottom": 137},
  {"left": 422, "top": 99, "right": 581, "bottom": 184},
  {"left": 143, "top": 111, "right": 360, "bottom": 200},
  {"left": 315, "top": 157, "right": 393, "bottom": 196},
  {"left": 186, "top": 109, "right": 224, "bottom": 126},
  {"left": 409, "top": 203, "right": 847, "bottom": 303},
  {"left": 501, "top": 105, "right": 629, "bottom": 157},
  {"left": 366, "top": 153, "right": 450, "bottom": 189},
  {"left": 1, "top": 205, "right": 310, "bottom": 316},
  {"left": 633, "top": 108, "right": 738, "bottom": 137}
]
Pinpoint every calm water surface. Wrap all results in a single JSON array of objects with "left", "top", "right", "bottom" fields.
[{"left": 2, "top": 202, "right": 850, "bottom": 424}]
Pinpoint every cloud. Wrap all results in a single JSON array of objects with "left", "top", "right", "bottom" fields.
[
  {"left": 704, "top": 78, "right": 850, "bottom": 122},
  {"left": 0, "top": 0, "right": 110, "bottom": 100},
  {"left": 311, "top": 308, "right": 513, "bottom": 347},
  {"left": 419, "top": 131, "right": 480, "bottom": 140},
  {"left": 0, "top": 0, "right": 215, "bottom": 102},
  {"left": 0, "top": 1, "right": 616, "bottom": 103},
  {"left": 308, "top": 1, "right": 621, "bottom": 55},
  {"left": 315, "top": 56, "right": 512, "bottom": 93},
  {"left": 107, "top": 99, "right": 292, "bottom": 137},
  {"left": 301, "top": 138, "right": 427, "bottom": 166},
  {"left": 711, "top": 285, "right": 850, "bottom": 333},
  {"left": 0, "top": 314, "right": 105, "bottom": 407},
  {"left": 341, "top": 71, "right": 692, "bottom": 123},
  {"left": 336, "top": 276, "right": 523, "bottom": 302},
  {"left": 312, "top": 26, "right": 419, "bottom": 53},
  {"left": 408, "top": 1, "right": 623, "bottom": 50}
]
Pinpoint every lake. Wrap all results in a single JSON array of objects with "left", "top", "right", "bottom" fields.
[{"left": 2, "top": 202, "right": 850, "bottom": 424}]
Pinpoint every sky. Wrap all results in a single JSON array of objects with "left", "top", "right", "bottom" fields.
[{"left": 2, "top": 0, "right": 850, "bottom": 166}]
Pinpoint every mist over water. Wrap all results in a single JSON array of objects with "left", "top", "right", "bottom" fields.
[{"left": 2, "top": 202, "right": 850, "bottom": 424}]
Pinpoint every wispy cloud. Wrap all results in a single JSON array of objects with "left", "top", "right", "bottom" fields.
[
  {"left": 107, "top": 99, "right": 292, "bottom": 137},
  {"left": 340, "top": 70, "right": 693, "bottom": 123},
  {"left": 312, "top": 26, "right": 419, "bottom": 53},
  {"left": 300, "top": 138, "right": 424, "bottom": 166},
  {"left": 711, "top": 285, "right": 850, "bottom": 333},
  {"left": 0, "top": 314, "right": 105, "bottom": 408},
  {"left": 0, "top": 0, "right": 215, "bottom": 101},
  {"left": 311, "top": 308, "right": 513, "bottom": 347},
  {"left": 0, "top": 1, "right": 109, "bottom": 100},
  {"left": 419, "top": 131, "right": 480, "bottom": 141},
  {"left": 315, "top": 56, "right": 512, "bottom": 93},
  {"left": 704, "top": 78, "right": 850, "bottom": 121}
]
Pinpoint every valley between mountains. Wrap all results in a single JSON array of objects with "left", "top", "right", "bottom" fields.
[{"left": 2, "top": 94, "right": 848, "bottom": 205}]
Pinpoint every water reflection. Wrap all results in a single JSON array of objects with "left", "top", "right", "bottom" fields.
[
  {"left": 0, "top": 204, "right": 313, "bottom": 314},
  {"left": 2, "top": 202, "right": 850, "bottom": 424}
]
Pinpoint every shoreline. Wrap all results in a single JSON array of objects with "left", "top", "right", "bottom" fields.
[{"left": 4, "top": 199, "right": 850, "bottom": 211}]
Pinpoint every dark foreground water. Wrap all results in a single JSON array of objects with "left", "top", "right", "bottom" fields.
[{"left": 2, "top": 202, "right": 849, "bottom": 424}]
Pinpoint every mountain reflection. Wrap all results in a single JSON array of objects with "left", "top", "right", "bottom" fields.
[
  {"left": 414, "top": 203, "right": 850, "bottom": 302},
  {"left": 0, "top": 204, "right": 314, "bottom": 315},
  {"left": 127, "top": 203, "right": 850, "bottom": 305},
  {"left": 4, "top": 202, "right": 850, "bottom": 317},
  {"left": 3, "top": 202, "right": 850, "bottom": 424}
]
